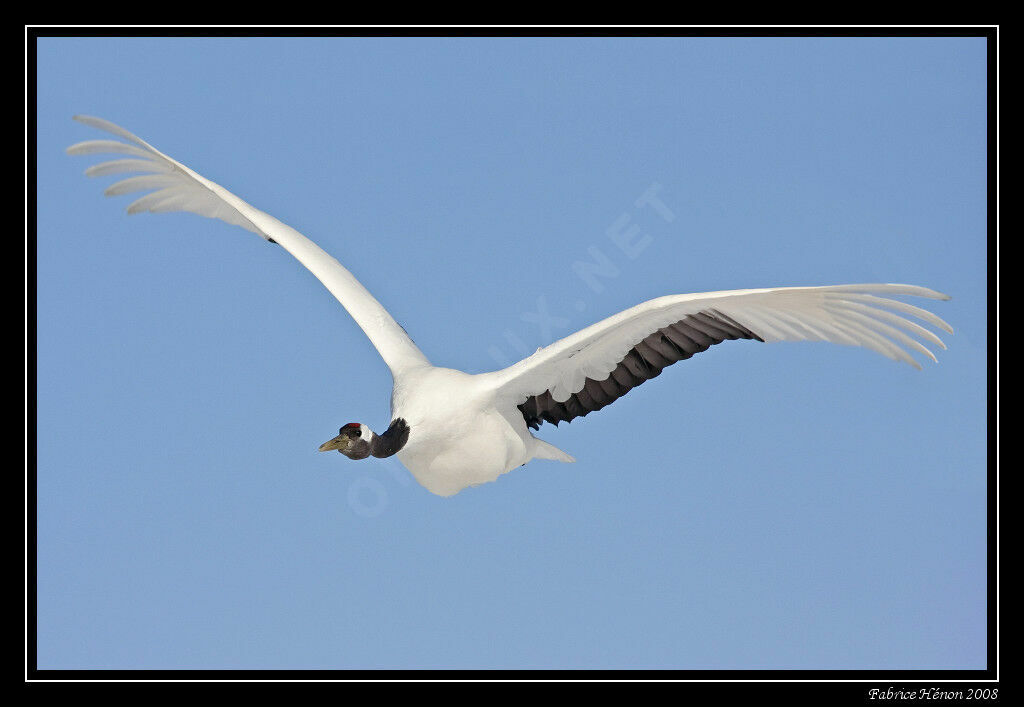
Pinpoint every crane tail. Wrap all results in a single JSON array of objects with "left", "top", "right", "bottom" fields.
[{"left": 531, "top": 438, "right": 576, "bottom": 463}]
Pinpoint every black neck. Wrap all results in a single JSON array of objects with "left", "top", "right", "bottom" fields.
[{"left": 370, "top": 418, "right": 410, "bottom": 458}]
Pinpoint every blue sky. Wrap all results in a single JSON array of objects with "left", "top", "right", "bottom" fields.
[{"left": 35, "top": 36, "right": 987, "bottom": 670}]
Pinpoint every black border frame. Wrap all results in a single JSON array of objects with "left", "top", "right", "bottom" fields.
[{"left": 25, "top": 25, "right": 999, "bottom": 698}]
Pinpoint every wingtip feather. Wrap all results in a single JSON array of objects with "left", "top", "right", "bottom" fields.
[{"left": 72, "top": 115, "right": 147, "bottom": 147}]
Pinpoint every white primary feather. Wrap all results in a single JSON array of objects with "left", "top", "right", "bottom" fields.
[
  {"left": 68, "top": 115, "right": 430, "bottom": 378},
  {"left": 487, "top": 284, "right": 952, "bottom": 405}
]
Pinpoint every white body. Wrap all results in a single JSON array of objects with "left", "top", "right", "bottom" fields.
[
  {"left": 390, "top": 367, "right": 570, "bottom": 496},
  {"left": 68, "top": 117, "right": 952, "bottom": 496}
]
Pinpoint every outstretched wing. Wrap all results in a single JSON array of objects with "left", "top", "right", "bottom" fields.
[
  {"left": 484, "top": 284, "right": 952, "bottom": 429},
  {"left": 67, "top": 115, "right": 430, "bottom": 377}
]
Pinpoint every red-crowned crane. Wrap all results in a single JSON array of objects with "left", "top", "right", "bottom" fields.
[{"left": 69, "top": 116, "right": 952, "bottom": 496}]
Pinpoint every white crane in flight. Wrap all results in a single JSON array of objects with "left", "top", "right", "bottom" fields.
[{"left": 68, "top": 116, "right": 952, "bottom": 496}]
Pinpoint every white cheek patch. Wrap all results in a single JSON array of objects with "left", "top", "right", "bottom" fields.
[{"left": 360, "top": 424, "right": 373, "bottom": 441}]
